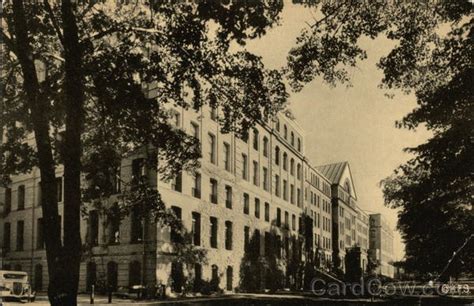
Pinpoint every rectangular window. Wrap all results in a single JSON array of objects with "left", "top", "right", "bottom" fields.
[
  {"left": 4, "top": 187, "right": 11, "bottom": 214},
  {"left": 112, "top": 167, "right": 121, "bottom": 194},
  {"left": 16, "top": 220, "right": 24, "bottom": 251},
  {"left": 4, "top": 222, "right": 11, "bottom": 252},
  {"left": 284, "top": 211, "right": 289, "bottom": 228},
  {"left": 171, "top": 206, "right": 182, "bottom": 243},
  {"left": 262, "top": 167, "right": 269, "bottom": 191},
  {"left": 254, "top": 229, "right": 261, "bottom": 256},
  {"left": 275, "top": 175, "right": 280, "bottom": 197},
  {"left": 171, "top": 171, "right": 182, "bottom": 192},
  {"left": 264, "top": 232, "right": 271, "bottom": 256},
  {"left": 131, "top": 158, "right": 146, "bottom": 189},
  {"left": 263, "top": 137, "right": 268, "bottom": 157},
  {"left": 223, "top": 142, "right": 231, "bottom": 171},
  {"left": 191, "top": 122, "right": 200, "bottom": 140},
  {"left": 254, "top": 198, "right": 260, "bottom": 219},
  {"left": 243, "top": 193, "right": 249, "bottom": 215},
  {"left": 192, "top": 173, "right": 201, "bottom": 198},
  {"left": 37, "top": 218, "right": 44, "bottom": 249},
  {"left": 192, "top": 212, "right": 201, "bottom": 246},
  {"left": 210, "top": 106, "right": 217, "bottom": 121},
  {"left": 209, "top": 133, "right": 216, "bottom": 164},
  {"left": 290, "top": 184, "right": 295, "bottom": 204},
  {"left": 225, "top": 221, "right": 233, "bottom": 250},
  {"left": 265, "top": 202, "right": 270, "bottom": 222},
  {"left": 276, "top": 208, "right": 281, "bottom": 227},
  {"left": 292, "top": 214, "right": 296, "bottom": 231},
  {"left": 242, "top": 154, "right": 248, "bottom": 180},
  {"left": 253, "top": 129, "right": 259, "bottom": 151},
  {"left": 89, "top": 210, "right": 99, "bottom": 246},
  {"left": 210, "top": 217, "right": 218, "bottom": 248},
  {"left": 130, "top": 206, "right": 143, "bottom": 243},
  {"left": 297, "top": 188, "right": 301, "bottom": 205},
  {"left": 210, "top": 179, "right": 218, "bottom": 204},
  {"left": 17, "top": 185, "right": 25, "bottom": 210},
  {"left": 225, "top": 185, "right": 232, "bottom": 209},
  {"left": 244, "top": 226, "right": 250, "bottom": 252},
  {"left": 252, "top": 161, "right": 259, "bottom": 186},
  {"left": 283, "top": 180, "right": 288, "bottom": 201},
  {"left": 174, "top": 112, "right": 181, "bottom": 127}
]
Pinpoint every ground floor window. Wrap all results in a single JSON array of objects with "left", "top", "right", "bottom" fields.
[
  {"left": 129, "top": 261, "right": 141, "bottom": 288},
  {"left": 226, "top": 266, "right": 233, "bottom": 291},
  {"left": 193, "top": 264, "right": 202, "bottom": 292},
  {"left": 34, "top": 264, "right": 43, "bottom": 291},
  {"left": 107, "top": 261, "right": 118, "bottom": 291},
  {"left": 86, "top": 262, "right": 97, "bottom": 292},
  {"left": 171, "top": 262, "right": 184, "bottom": 293}
]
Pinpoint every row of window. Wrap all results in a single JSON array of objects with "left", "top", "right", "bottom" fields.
[
  {"left": 315, "top": 234, "right": 332, "bottom": 250},
  {"left": 208, "top": 106, "right": 303, "bottom": 154},
  {"left": 207, "top": 133, "right": 303, "bottom": 181},
  {"left": 171, "top": 204, "right": 301, "bottom": 251},
  {"left": 3, "top": 206, "right": 143, "bottom": 252},
  {"left": 274, "top": 118, "right": 302, "bottom": 152},
  {"left": 2, "top": 178, "right": 63, "bottom": 214},
  {"left": 173, "top": 171, "right": 303, "bottom": 209}
]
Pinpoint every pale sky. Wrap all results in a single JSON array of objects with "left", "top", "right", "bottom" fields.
[{"left": 243, "top": 3, "right": 432, "bottom": 261}]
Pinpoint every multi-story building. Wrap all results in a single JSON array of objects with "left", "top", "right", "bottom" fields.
[
  {"left": 316, "top": 162, "right": 367, "bottom": 272},
  {"left": 1, "top": 104, "right": 387, "bottom": 292},
  {"left": 0, "top": 107, "right": 314, "bottom": 293},
  {"left": 303, "top": 164, "right": 333, "bottom": 269},
  {"left": 355, "top": 208, "right": 369, "bottom": 273},
  {"left": 368, "top": 213, "right": 395, "bottom": 278}
]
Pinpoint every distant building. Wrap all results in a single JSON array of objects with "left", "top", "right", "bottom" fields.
[
  {"left": 369, "top": 213, "right": 394, "bottom": 278},
  {"left": 316, "top": 162, "right": 369, "bottom": 273}
]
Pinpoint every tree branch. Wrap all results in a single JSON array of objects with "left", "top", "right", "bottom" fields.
[
  {"left": 310, "top": 0, "right": 347, "bottom": 29},
  {"left": 44, "top": 0, "right": 64, "bottom": 45},
  {"left": 0, "top": 29, "right": 18, "bottom": 55}
]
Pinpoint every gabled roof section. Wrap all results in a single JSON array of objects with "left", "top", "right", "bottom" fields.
[
  {"left": 316, "top": 161, "right": 357, "bottom": 199},
  {"left": 316, "top": 162, "right": 348, "bottom": 185}
]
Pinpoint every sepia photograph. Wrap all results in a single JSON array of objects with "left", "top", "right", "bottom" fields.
[{"left": 0, "top": 0, "right": 472, "bottom": 305}]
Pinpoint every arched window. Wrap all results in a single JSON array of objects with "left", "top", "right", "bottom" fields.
[
  {"left": 34, "top": 264, "right": 43, "bottom": 291},
  {"left": 283, "top": 153, "right": 288, "bottom": 171},
  {"left": 226, "top": 266, "right": 233, "bottom": 291},
  {"left": 129, "top": 261, "right": 141, "bottom": 288},
  {"left": 291, "top": 132, "right": 294, "bottom": 146},
  {"left": 297, "top": 138, "right": 301, "bottom": 152},
  {"left": 275, "top": 119, "right": 280, "bottom": 132},
  {"left": 107, "top": 261, "right": 118, "bottom": 291},
  {"left": 253, "top": 129, "right": 259, "bottom": 150},
  {"left": 274, "top": 146, "right": 280, "bottom": 165},
  {"left": 290, "top": 158, "right": 295, "bottom": 175},
  {"left": 86, "top": 262, "right": 97, "bottom": 292},
  {"left": 263, "top": 137, "right": 269, "bottom": 157},
  {"left": 284, "top": 125, "right": 288, "bottom": 139},
  {"left": 297, "top": 164, "right": 302, "bottom": 180}
]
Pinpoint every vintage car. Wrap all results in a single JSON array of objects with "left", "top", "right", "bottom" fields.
[{"left": 0, "top": 270, "right": 36, "bottom": 302}]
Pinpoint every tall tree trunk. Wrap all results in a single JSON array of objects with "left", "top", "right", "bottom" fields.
[
  {"left": 11, "top": 1, "right": 84, "bottom": 305},
  {"left": 10, "top": 0, "right": 64, "bottom": 304},
  {"left": 59, "top": 0, "right": 85, "bottom": 304}
]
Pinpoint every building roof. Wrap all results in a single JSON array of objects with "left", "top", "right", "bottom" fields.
[
  {"left": 316, "top": 161, "right": 357, "bottom": 199},
  {"left": 315, "top": 161, "right": 348, "bottom": 185}
]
